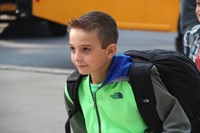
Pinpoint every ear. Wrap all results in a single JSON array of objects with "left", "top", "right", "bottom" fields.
[{"left": 106, "top": 43, "right": 117, "bottom": 59}]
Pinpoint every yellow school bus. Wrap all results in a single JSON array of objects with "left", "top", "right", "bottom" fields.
[
  {"left": 0, "top": 0, "right": 180, "bottom": 35},
  {"left": 32, "top": 0, "right": 180, "bottom": 32}
]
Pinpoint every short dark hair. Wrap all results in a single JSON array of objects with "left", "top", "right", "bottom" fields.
[{"left": 67, "top": 11, "right": 118, "bottom": 48}]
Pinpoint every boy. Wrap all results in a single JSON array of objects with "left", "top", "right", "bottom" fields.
[{"left": 65, "top": 11, "right": 191, "bottom": 133}]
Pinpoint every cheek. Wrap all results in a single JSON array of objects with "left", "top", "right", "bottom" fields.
[
  {"left": 71, "top": 53, "right": 76, "bottom": 64},
  {"left": 196, "top": 7, "right": 200, "bottom": 13},
  {"left": 91, "top": 54, "right": 107, "bottom": 65}
]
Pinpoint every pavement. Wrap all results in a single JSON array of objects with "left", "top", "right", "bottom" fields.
[{"left": 0, "top": 65, "right": 74, "bottom": 133}]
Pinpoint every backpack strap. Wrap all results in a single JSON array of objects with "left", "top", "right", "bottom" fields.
[
  {"left": 65, "top": 70, "right": 83, "bottom": 133},
  {"left": 129, "top": 63, "right": 163, "bottom": 133},
  {"left": 125, "top": 50, "right": 154, "bottom": 62}
]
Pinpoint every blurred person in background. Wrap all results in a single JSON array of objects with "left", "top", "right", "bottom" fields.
[
  {"left": 177, "top": 0, "right": 199, "bottom": 52},
  {"left": 183, "top": 0, "right": 200, "bottom": 71}
]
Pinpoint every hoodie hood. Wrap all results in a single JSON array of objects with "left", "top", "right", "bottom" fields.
[{"left": 103, "top": 54, "right": 133, "bottom": 85}]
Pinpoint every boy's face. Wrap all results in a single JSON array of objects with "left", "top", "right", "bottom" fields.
[
  {"left": 69, "top": 28, "right": 115, "bottom": 76},
  {"left": 196, "top": 0, "right": 200, "bottom": 21}
]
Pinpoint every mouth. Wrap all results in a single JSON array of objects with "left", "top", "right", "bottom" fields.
[{"left": 76, "top": 64, "right": 88, "bottom": 69}]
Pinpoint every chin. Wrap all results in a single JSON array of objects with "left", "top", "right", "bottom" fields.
[{"left": 78, "top": 70, "right": 90, "bottom": 75}]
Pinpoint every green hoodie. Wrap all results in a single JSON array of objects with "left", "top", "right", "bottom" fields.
[{"left": 65, "top": 54, "right": 147, "bottom": 133}]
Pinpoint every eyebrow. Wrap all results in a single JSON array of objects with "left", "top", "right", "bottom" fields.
[{"left": 69, "top": 44, "right": 92, "bottom": 47}]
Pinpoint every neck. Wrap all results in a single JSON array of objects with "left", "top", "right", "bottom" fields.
[{"left": 90, "top": 74, "right": 105, "bottom": 84}]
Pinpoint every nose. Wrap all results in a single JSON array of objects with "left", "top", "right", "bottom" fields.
[{"left": 73, "top": 50, "right": 82, "bottom": 61}]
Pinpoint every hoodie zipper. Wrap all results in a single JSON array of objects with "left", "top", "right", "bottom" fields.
[
  {"left": 90, "top": 85, "right": 101, "bottom": 133},
  {"left": 93, "top": 93, "right": 101, "bottom": 133}
]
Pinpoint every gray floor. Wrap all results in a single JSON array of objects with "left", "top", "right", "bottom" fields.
[{"left": 0, "top": 67, "right": 72, "bottom": 133}]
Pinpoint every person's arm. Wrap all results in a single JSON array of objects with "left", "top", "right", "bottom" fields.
[
  {"left": 64, "top": 84, "right": 87, "bottom": 133},
  {"left": 150, "top": 66, "right": 191, "bottom": 133}
]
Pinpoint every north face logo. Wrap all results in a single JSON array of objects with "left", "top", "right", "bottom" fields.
[{"left": 110, "top": 92, "right": 123, "bottom": 99}]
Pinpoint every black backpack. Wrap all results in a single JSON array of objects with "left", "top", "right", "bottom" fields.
[{"left": 65, "top": 49, "right": 200, "bottom": 133}]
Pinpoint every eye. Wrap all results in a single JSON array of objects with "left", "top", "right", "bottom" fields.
[
  {"left": 82, "top": 47, "right": 91, "bottom": 53},
  {"left": 69, "top": 46, "right": 75, "bottom": 53}
]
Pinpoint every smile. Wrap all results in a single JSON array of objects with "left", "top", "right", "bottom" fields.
[{"left": 77, "top": 65, "right": 88, "bottom": 69}]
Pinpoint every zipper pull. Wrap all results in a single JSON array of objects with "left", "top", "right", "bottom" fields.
[
  {"left": 94, "top": 101, "right": 97, "bottom": 109},
  {"left": 93, "top": 93, "right": 98, "bottom": 109}
]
